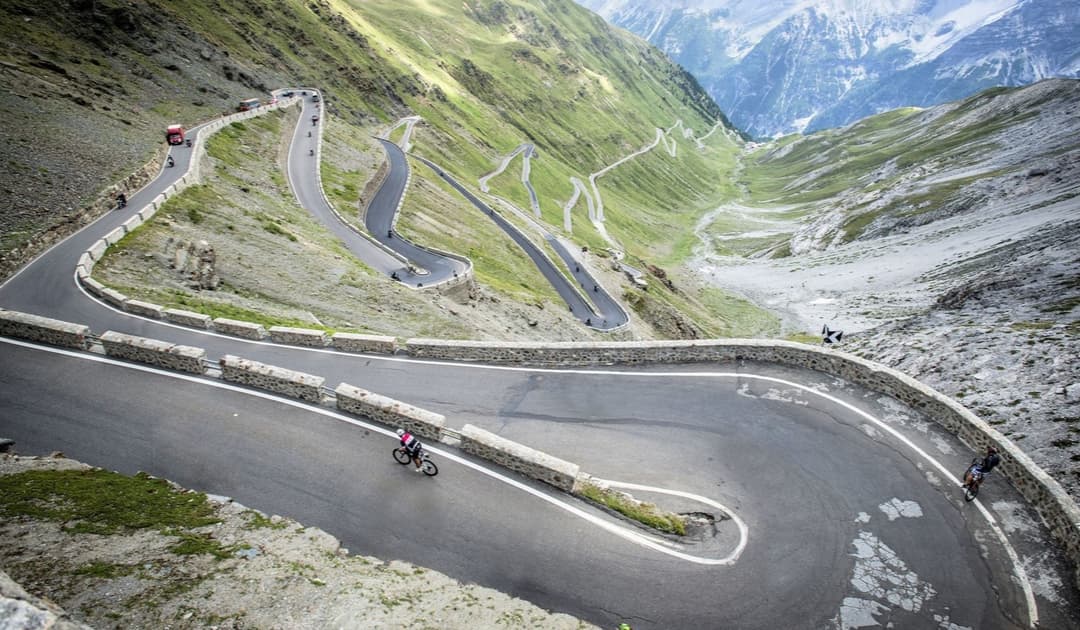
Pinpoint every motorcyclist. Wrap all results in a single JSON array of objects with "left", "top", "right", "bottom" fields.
[
  {"left": 116, "top": 192, "right": 127, "bottom": 209},
  {"left": 396, "top": 428, "right": 424, "bottom": 472},
  {"left": 963, "top": 446, "right": 1001, "bottom": 488},
  {"left": 166, "top": 155, "right": 175, "bottom": 168}
]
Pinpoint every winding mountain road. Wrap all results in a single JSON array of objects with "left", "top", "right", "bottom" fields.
[{"left": 1, "top": 94, "right": 1076, "bottom": 629}]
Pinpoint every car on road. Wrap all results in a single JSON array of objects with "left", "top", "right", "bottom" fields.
[{"left": 165, "top": 124, "right": 184, "bottom": 145}]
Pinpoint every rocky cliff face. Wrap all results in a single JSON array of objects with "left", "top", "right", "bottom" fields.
[{"left": 579, "top": 0, "right": 1080, "bottom": 137}]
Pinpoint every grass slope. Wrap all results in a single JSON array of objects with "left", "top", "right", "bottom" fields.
[{"left": 1, "top": 0, "right": 769, "bottom": 339}]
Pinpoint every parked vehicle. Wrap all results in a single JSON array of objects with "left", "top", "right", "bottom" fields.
[
  {"left": 237, "top": 98, "right": 260, "bottom": 111},
  {"left": 165, "top": 124, "right": 185, "bottom": 145}
]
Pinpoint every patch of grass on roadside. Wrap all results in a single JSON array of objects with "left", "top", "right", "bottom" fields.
[
  {"left": 577, "top": 480, "right": 685, "bottom": 535},
  {"left": 0, "top": 469, "right": 219, "bottom": 535},
  {"left": 242, "top": 510, "right": 287, "bottom": 530},
  {"left": 785, "top": 332, "right": 822, "bottom": 345},
  {"left": 167, "top": 531, "right": 243, "bottom": 560},
  {"left": 75, "top": 561, "right": 137, "bottom": 579}
]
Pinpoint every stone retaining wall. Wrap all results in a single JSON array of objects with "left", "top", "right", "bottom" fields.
[
  {"left": 459, "top": 424, "right": 579, "bottom": 492},
  {"left": 269, "top": 326, "right": 327, "bottom": 347},
  {"left": 99, "top": 331, "right": 206, "bottom": 374},
  {"left": 124, "top": 299, "right": 163, "bottom": 319},
  {"left": 220, "top": 354, "right": 324, "bottom": 403},
  {"left": 213, "top": 318, "right": 266, "bottom": 340},
  {"left": 402, "top": 337, "right": 1080, "bottom": 586},
  {"left": 163, "top": 308, "right": 212, "bottom": 329},
  {"left": 331, "top": 332, "right": 397, "bottom": 354},
  {"left": 335, "top": 383, "right": 445, "bottom": 440},
  {"left": 0, "top": 310, "right": 90, "bottom": 350}
]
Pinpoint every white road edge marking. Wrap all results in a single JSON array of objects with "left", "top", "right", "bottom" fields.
[
  {"left": 0, "top": 338, "right": 1038, "bottom": 622},
  {"left": 591, "top": 477, "right": 749, "bottom": 564},
  {"left": 0, "top": 337, "right": 743, "bottom": 566}
]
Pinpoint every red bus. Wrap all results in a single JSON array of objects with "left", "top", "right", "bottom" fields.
[{"left": 166, "top": 125, "right": 185, "bottom": 145}]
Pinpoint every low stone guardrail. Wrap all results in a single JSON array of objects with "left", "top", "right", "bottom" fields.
[
  {"left": 331, "top": 332, "right": 396, "bottom": 354},
  {"left": 403, "top": 337, "right": 1080, "bottom": 586},
  {"left": 3, "top": 308, "right": 1077, "bottom": 585},
  {"left": 0, "top": 310, "right": 588, "bottom": 496},
  {"left": 459, "top": 424, "right": 579, "bottom": 493},
  {"left": 124, "top": 299, "right": 163, "bottom": 319},
  {"left": 99, "top": 331, "right": 206, "bottom": 375},
  {"left": 213, "top": 318, "right": 266, "bottom": 340},
  {"left": 0, "top": 310, "right": 90, "bottom": 350},
  {"left": 220, "top": 354, "right": 324, "bottom": 403},
  {"left": 269, "top": 326, "right": 327, "bottom": 347},
  {"left": 335, "top": 383, "right": 445, "bottom": 441},
  {"left": 164, "top": 308, "right": 211, "bottom": 329}
]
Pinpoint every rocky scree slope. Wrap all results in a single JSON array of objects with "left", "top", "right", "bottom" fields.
[
  {"left": 847, "top": 219, "right": 1080, "bottom": 502},
  {"left": 698, "top": 80, "right": 1080, "bottom": 502}
]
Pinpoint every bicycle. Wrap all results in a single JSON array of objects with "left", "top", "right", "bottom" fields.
[
  {"left": 393, "top": 446, "right": 438, "bottom": 476},
  {"left": 961, "top": 459, "right": 984, "bottom": 501}
]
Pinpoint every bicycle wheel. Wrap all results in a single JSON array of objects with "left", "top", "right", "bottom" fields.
[
  {"left": 421, "top": 458, "right": 438, "bottom": 477},
  {"left": 393, "top": 448, "right": 411, "bottom": 465},
  {"left": 964, "top": 481, "right": 979, "bottom": 502}
]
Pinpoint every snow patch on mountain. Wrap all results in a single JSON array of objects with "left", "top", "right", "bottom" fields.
[{"left": 903, "top": 0, "right": 1021, "bottom": 65}]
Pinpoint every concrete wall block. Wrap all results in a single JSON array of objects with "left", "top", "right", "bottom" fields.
[
  {"left": 77, "top": 253, "right": 93, "bottom": 271},
  {"left": 80, "top": 276, "right": 105, "bottom": 297},
  {"left": 268, "top": 326, "right": 328, "bottom": 347},
  {"left": 103, "top": 227, "right": 126, "bottom": 247},
  {"left": 459, "top": 424, "right": 579, "bottom": 492},
  {"left": 122, "top": 215, "right": 143, "bottom": 233},
  {"left": 99, "top": 287, "right": 128, "bottom": 308},
  {"left": 87, "top": 240, "right": 108, "bottom": 262},
  {"left": 220, "top": 355, "right": 324, "bottom": 403},
  {"left": 334, "top": 383, "right": 445, "bottom": 440},
  {"left": 0, "top": 310, "right": 91, "bottom": 350},
  {"left": 75, "top": 265, "right": 90, "bottom": 280},
  {"left": 123, "top": 299, "right": 164, "bottom": 319},
  {"left": 330, "top": 332, "right": 396, "bottom": 354},
  {"left": 212, "top": 318, "right": 266, "bottom": 340},
  {"left": 163, "top": 308, "right": 212, "bottom": 329},
  {"left": 100, "top": 330, "right": 206, "bottom": 374}
]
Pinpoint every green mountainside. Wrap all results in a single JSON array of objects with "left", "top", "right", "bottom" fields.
[
  {"left": 2, "top": 0, "right": 1075, "bottom": 343},
  {"left": 1, "top": 0, "right": 763, "bottom": 338}
]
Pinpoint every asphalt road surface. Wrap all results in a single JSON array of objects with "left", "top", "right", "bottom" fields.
[
  {"left": 415, "top": 154, "right": 629, "bottom": 330},
  {"left": 1, "top": 93, "right": 1077, "bottom": 629}
]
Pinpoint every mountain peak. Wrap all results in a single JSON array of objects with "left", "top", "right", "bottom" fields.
[{"left": 579, "top": 0, "right": 1077, "bottom": 137}]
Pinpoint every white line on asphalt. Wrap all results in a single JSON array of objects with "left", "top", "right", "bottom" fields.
[
  {"left": 0, "top": 337, "right": 744, "bottom": 566},
  {"left": 0, "top": 337, "right": 1039, "bottom": 621},
  {"left": 2, "top": 329, "right": 1042, "bottom": 601},
  {"left": 592, "top": 478, "right": 749, "bottom": 564}
]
